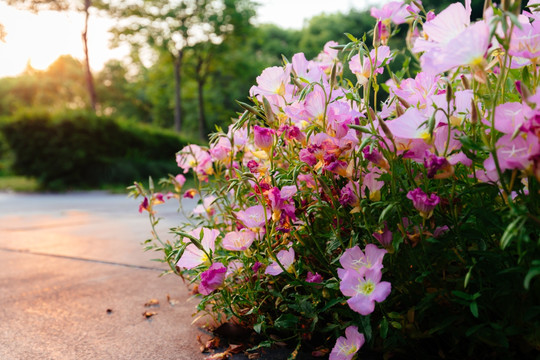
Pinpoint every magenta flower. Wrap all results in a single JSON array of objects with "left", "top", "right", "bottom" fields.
[
  {"left": 198, "top": 262, "right": 226, "bottom": 295},
  {"left": 406, "top": 188, "right": 440, "bottom": 219},
  {"left": 372, "top": 222, "right": 393, "bottom": 247},
  {"left": 306, "top": 271, "right": 323, "bottom": 284},
  {"left": 265, "top": 247, "right": 295, "bottom": 276},
  {"left": 222, "top": 229, "right": 256, "bottom": 251},
  {"left": 339, "top": 183, "right": 359, "bottom": 207},
  {"left": 329, "top": 326, "right": 365, "bottom": 360},
  {"left": 299, "top": 148, "right": 317, "bottom": 166},
  {"left": 253, "top": 125, "right": 274, "bottom": 152},
  {"left": 268, "top": 185, "right": 297, "bottom": 221},
  {"left": 423, "top": 151, "right": 449, "bottom": 178},
  {"left": 339, "top": 268, "right": 392, "bottom": 315}
]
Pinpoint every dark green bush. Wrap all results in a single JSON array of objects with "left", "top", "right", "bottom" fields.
[{"left": 0, "top": 109, "right": 191, "bottom": 189}]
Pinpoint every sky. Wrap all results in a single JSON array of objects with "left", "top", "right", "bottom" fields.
[{"left": 0, "top": 0, "right": 386, "bottom": 78}]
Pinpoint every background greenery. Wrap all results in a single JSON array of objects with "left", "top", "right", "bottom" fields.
[{"left": 0, "top": 0, "right": 511, "bottom": 190}]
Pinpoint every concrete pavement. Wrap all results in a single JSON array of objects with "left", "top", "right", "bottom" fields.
[{"left": 0, "top": 192, "right": 208, "bottom": 360}]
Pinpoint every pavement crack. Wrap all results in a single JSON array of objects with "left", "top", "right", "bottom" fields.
[{"left": 0, "top": 247, "right": 165, "bottom": 272}]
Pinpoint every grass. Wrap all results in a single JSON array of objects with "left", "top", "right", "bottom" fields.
[{"left": 0, "top": 176, "right": 40, "bottom": 192}]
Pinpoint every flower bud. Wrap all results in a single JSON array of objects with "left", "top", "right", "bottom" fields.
[{"left": 253, "top": 125, "right": 274, "bottom": 152}]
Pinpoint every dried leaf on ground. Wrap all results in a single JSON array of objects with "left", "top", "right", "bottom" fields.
[
  {"left": 144, "top": 298, "right": 160, "bottom": 307},
  {"left": 142, "top": 311, "right": 157, "bottom": 318},
  {"left": 167, "top": 294, "right": 179, "bottom": 306}
]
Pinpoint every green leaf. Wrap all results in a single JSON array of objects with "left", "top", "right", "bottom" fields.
[
  {"left": 524, "top": 262, "right": 540, "bottom": 290},
  {"left": 470, "top": 302, "right": 479, "bottom": 318},
  {"left": 274, "top": 314, "right": 299, "bottom": 330},
  {"left": 379, "top": 203, "right": 396, "bottom": 223},
  {"left": 380, "top": 317, "right": 389, "bottom": 339},
  {"left": 500, "top": 216, "right": 526, "bottom": 249}
]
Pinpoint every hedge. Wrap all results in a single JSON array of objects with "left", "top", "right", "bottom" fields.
[{"left": 0, "top": 110, "right": 191, "bottom": 189}]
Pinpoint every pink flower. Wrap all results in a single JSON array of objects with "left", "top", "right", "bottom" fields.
[
  {"left": 176, "top": 227, "right": 218, "bottom": 269},
  {"left": 389, "top": 72, "right": 440, "bottom": 107},
  {"left": 253, "top": 125, "right": 274, "bottom": 152},
  {"left": 226, "top": 260, "right": 244, "bottom": 278},
  {"left": 413, "top": 0, "right": 472, "bottom": 53},
  {"left": 349, "top": 46, "right": 392, "bottom": 86},
  {"left": 265, "top": 247, "right": 295, "bottom": 276},
  {"left": 316, "top": 41, "right": 340, "bottom": 72},
  {"left": 485, "top": 134, "right": 540, "bottom": 172},
  {"left": 198, "top": 262, "right": 226, "bottom": 295},
  {"left": 371, "top": 1, "right": 413, "bottom": 25},
  {"left": 407, "top": 188, "right": 440, "bottom": 219},
  {"left": 329, "top": 326, "right": 365, "bottom": 360},
  {"left": 339, "top": 268, "right": 392, "bottom": 315},
  {"left": 509, "top": 19, "right": 540, "bottom": 60},
  {"left": 222, "top": 229, "right": 256, "bottom": 251},
  {"left": 292, "top": 52, "right": 325, "bottom": 83},
  {"left": 176, "top": 145, "right": 213, "bottom": 180},
  {"left": 421, "top": 21, "right": 491, "bottom": 75},
  {"left": 338, "top": 244, "right": 386, "bottom": 277},
  {"left": 236, "top": 205, "right": 268, "bottom": 230},
  {"left": 209, "top": 136, "right": 232, "bottom": 162},
  {"left": 250, "top": 66, "right": 290, "bottom": 97},
  {"left": 494, "top": 102, "right": 526, "bottom": 134},
  {"left": 173, "top": 174, "right": 186, "bottom": 190},
  {"left": 193, "top": 195, "right": 217, "bottom": 217}
]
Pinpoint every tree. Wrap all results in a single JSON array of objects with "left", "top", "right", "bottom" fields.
[
  {"left": 6, "top": 0, "right": 98, "bottom": 112},
  {"left": 105, "top": 0, "right": 216, "bottom": 133}
]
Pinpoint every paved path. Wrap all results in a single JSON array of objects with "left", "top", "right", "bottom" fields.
[{"left": 0, "top": 192, "right": 207, "bottom": 360}]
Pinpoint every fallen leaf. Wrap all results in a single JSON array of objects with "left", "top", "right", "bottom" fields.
[
  {"left": 142, "top": 311, "right": 157, "bottom": 318},
  {"left": 167, "top": 294, "right": 179, "bottom": 306},
  {"left": 144, "top": 299, "right": 160, "bottom": 307},
  {"left": 205, "top": 337, "right": 221, "bottom": 350},
  {"left": 204, "top": 352, "right": 230, "bottom": 360},
  {"left": 227, "top": 344, "right": 245, "bottom": 354}
]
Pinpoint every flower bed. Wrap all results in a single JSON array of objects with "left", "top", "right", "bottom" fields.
[{"left": 130, "top": 1, "right": 540, "bottom": 358}]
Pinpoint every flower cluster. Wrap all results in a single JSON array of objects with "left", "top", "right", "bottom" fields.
[{"left": 131, "top": 1, "right": 540, "bottom": 358}]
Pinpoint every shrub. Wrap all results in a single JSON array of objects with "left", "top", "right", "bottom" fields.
[
  {"left": 0, "top": 109, "right": 192, "bottom": 189},
  {"left": 132, "top": 1, "right": 540, "bottom": 359}
]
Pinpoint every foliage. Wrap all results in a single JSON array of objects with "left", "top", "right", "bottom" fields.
[
  {"left": 132, "top": 0, "right": 540, "bottom": 359},
  {"left": 0, "top": 109, "right": 193, "bottom": 190}
]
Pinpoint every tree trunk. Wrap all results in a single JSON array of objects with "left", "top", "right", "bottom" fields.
[
  {"left": 173, "top": 49, "right": 184, "bottom": 133},
  {"left": 196, "top": 55, "right": 207, "bottom": 140},
  {"left": 82, "top": 0, "right": 97, "bottom": 112}
]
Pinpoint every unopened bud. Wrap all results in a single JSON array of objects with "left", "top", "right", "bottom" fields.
[
  {"left": 471, "top": 100, "right": 478, "bottom": 124},
  {"left": 330, "top": 61, "right": 338, "bottom": 89},
  {"left": 263, "top": 97, "right": 276, "bottom": 125},
  {"left": 446, "top": 81, "right": 453, "bottom": 103},
  {"left": 373, "top": 21, "right": 381, "bottom": 47},
  {"left": 461, "top": 75, "right": 470, "bottom": 90},
  {"left": 379, "top": 119, "right": 394, "bottom": 141},
  {"left": 395, "top": 102, "right": 405, "bottom": 117},
  {"left": 396, "top": 96, "right": 411, "bottom": 109},
  {"left": 515, "top": 80, "right": 532, "bottom": 103}
]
